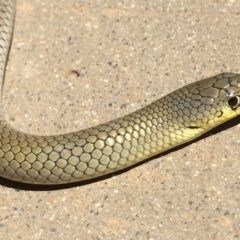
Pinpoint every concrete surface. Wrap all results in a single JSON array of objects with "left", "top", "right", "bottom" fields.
[{"left": 0, "top": 0, "right": 239, "bottom": 239}]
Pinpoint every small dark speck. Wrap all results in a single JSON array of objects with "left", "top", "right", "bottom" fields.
[
  {"left": 50, "top": 228, "right": 57, "bottom": 232},
  {"left": 68, "top": 69, "right": 80, "bottom": 78},
  {"left": 135, "top": 231, "right": 141, "bottom": 236},
  {"left": 120, "top": 103, "right": 127, "bottom": 109},
  {"left": 215, "top": 207, "right": 221, "bottom": 212},
  {"left": 188, "top": 201, "right": 194, "bottom": 205},
  {"left": 12, "top": 207, "right": 17, "bottom": 211},
  {"left": 224, "top": 210, "right": 230, "bottom": 215},
  {"left": 109, "top": 103, "right": 113, "bottom": 107},
  {"left": 108, "top": 61, "right": 118, "bottom": 68}
]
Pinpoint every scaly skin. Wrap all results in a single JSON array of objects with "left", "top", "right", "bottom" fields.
[{"left": 0, "top": 0, "right": 239, "bottom": 184}]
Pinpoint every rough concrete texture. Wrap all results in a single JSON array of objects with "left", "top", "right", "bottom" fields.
[{"left": 0, "top": 0, "right": 239, "bottom": 239}]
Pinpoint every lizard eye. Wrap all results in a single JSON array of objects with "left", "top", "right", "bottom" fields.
[{"left": 227, "top": 96, "right": 240, "bottom": 109}]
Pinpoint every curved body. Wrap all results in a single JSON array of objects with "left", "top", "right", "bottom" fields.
[{"left": 0, "top": 0, "right": 239, "bottom": 184}]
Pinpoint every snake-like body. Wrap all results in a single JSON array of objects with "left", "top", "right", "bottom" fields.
[{"left": 0, "top": 0, "right": 239, "bottom": 184}]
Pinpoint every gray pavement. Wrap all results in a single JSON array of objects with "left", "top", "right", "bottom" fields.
[{"left": 0, "top": 0, "right": 239, "bottom": 239}]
